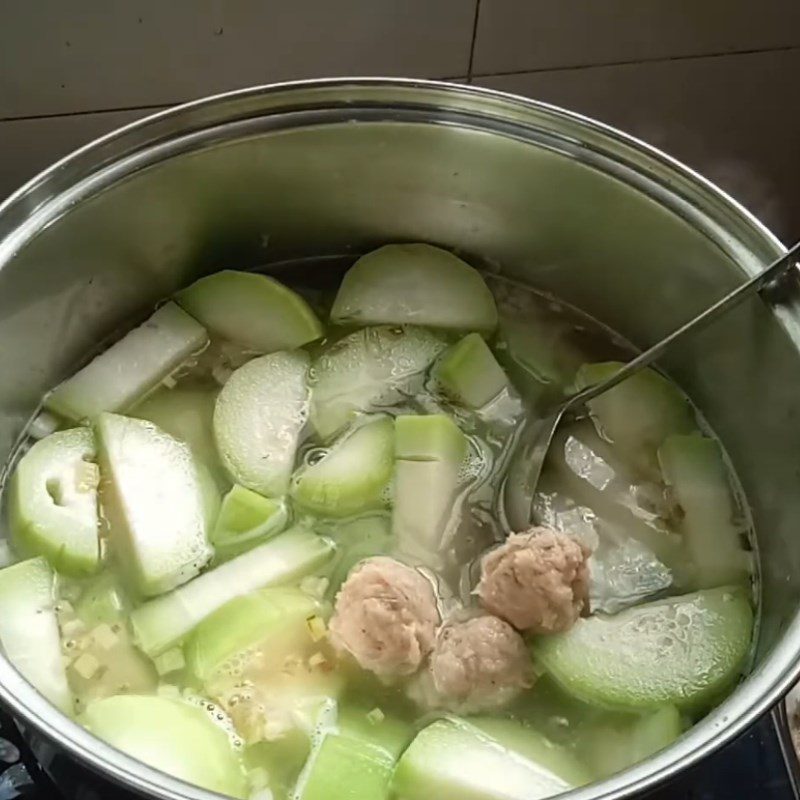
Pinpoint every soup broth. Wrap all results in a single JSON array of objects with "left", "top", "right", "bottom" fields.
[{"left": 0, "top": 245, "right": 756, "bottom": 800}]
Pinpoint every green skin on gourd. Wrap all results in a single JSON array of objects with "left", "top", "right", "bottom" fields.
[
  {"left": 467, "top": 717, "right": 591, "bottom": 787},
  {"left": 531, "top": 586, "right": 753, "bottom": 712},
  {"left": 10, "top": 428, "right": 100, "bottom": 576},
  {"left": 0, "top": 556, "right": 72, "bottom": 713},
  {"left": 324, "top": 514, "right": 394, "bottom": 592},
  {"left": 95, "top": 412, "right": 212, "bottom": 597},
  {"left": 496, "top": 314, "right": 584, "bottom": 406},
  {"left": 294, "top": 732, "right": 395, "bottom": 800},
  {"left": 130, "top": 527, "right": 335, "bottom": 657},
  {"left": 578, "top": 705, "right": 683, "bottom": 780},
  {"left": 336, "top": 702, "right": 413, "bottom": 760},
  {"left": 391, "top": 717, "right": 575, "bottom": 800},
  {"left": 392, "top": 414, "right": 467, "bottom": 562},
  {"left": 185, "top": 587, "right": 325, "bottom": 684},
  {"left": 176, "top": 270, "right": 323, "bottom": 353},
  {"left": 131, "top": 385, "right": 224, "bottom": 482},
  {"left": 81, "top": 695, "right": 248, "bottom": 797},
  {"left": 211, "top": 484, "right": 288, "bottom": 560},
  {"left": 214, "top": 351, "right": 310, "bottom": 497},
  {"left": 309, "top": 326, "right": 447, "bottom": 442},
  {"left": 435, "top": 332, "right": 510, "bottom": 409},
  {"left": 291, "top": 416, "right": 394, "bottom": 518}
]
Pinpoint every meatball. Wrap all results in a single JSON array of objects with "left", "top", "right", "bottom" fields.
[
  {"left": 478, "top": 528, "right": 590, "bottom": 634},
  {"left": 329, "top": 556, "right": 440, "bottom": 678},
  {"left": 409, "top": 615, "right": 532, "bottom": 713}
]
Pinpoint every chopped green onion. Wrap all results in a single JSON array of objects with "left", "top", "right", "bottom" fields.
[
  {"left": 61, "top": 618, "right": 87, "bottom": 638},
  {"left": 55, "top": 600, "right": 75, "bottom": 621},
  {"left": 308, "top": 651, "right": 328, "bottom": 669},
  {"left": 72, "top": 652, "right": 100, "bottom": 680},
  {"left": 154, "top": 647, "right": 186, "bottom": 676},
  {"left": 300, "top": 575, "right": 329, "bottom": 600},
  {"left": 306, "top": 615, "right": 327, "bottom": 642},
  {"left": 90, "top": 623, "right": 119, "bottom": 651}
]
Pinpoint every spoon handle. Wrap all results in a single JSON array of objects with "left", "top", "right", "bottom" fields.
[{"left": 570, "top": 240, "right": 800, "bottom": 408}]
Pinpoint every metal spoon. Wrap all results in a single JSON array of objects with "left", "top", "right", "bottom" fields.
[{"left": 501, "top": 240, "right": 800, "bottom": 532}]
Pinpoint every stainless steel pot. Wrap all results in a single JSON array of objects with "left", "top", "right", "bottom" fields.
[{"left": 0, "top": 78, "right": 798, "bottom": 800}]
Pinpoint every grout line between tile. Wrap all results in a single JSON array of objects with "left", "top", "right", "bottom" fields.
[
  {"left": 466, "top": 0, "right": 481, "bottom": 81},
  {"left": 0, "top": 72, "right": 471, "bottom": 124},
  {"left": 0, "top": 102, "right": 175, "bottom": 125},
  {"left": 471, "top": 43, "right": 800, "bottom": 81}
]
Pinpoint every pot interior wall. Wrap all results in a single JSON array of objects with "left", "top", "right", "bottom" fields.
[{"left": 0, "top": 94, "right": 797, "bottom": 728}]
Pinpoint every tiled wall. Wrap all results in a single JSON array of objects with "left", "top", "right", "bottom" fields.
[{"left": 1, "top": 0, "right": 798, "bottom": 240}]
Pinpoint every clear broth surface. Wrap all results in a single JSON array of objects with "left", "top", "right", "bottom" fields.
[{"left": 0, "top": 259, "right": 758, "bottom": 798}]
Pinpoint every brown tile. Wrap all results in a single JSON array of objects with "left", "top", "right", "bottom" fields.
[
  {"left": 473, "top": 0, "right": 800, "bottom": 75},
  {"left": 0, "top": 0, "right": 476, "bottom": 118},
  {"left": 0, "top": 108, "right": 158, "bottom": 201},
  {"left": 475, "top": 49, "right": 800, "bottom": 242}
]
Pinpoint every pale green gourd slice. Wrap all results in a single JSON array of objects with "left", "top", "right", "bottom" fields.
[
  {"left": 496, "top": 313, "right": 584, "bottom": 407},
  {"left": 211, "top": 484, "right": 288, "bottom": 559},
  {"left": 468, "top": 717, "right": 591, "bottom": 787},
  {"left": 10, "top": 428, "right": 100, "bottom": 576},
  {"left": 196, "top": 461, "right": 222, "bottom": 531},
  {"left": 337, "top": 702, "right": 412, "bottom": 759},
  {"left": 294, "top": 732, "right": 394, "bottom": 800},
  {"left": 579, "top": 705, "right": 683, "bottom": 780},
  {"left": 81, "top": 695, "right": 247, "bottom": 797},
  {"left": 214, "top": 351, "right": 310, "bottom": 497},
  {"left": 291, "top": 417, "right": 394, "bottom": 517},
  {"left": 391, "top": 717, "right": 573, "bottom": 800},
  {"left": 310, "top": 325, "right": 446, "bottom": 441},
  {"left": 325, "top": 514, "right": 394, "bottom": 591},
  {"left": 96, "top": 413, "right": 212, "bottom": 597},
  {"left": 435, "top": 332, "right": 510, "bottom": 408},
  {"left": 394, "top": 412, "right": 467, "bottom": 463},
  {"left": 0, "top": 557, "right": 72, "bottom": 713},
  {"left": 658, "top": 434, "right": 751, "bottom": 589},
  {"left": 531, "top": 587, "right": 753, "bottom": 711},
  {"left": 575, "top": 362, "right": 695, "bottom": 476},
  {"left": 185, "top": 587, "right": 322, "bottom": 683},
  {"left": 176, "top": 270, "right": 322, "bottom": 352},
  {"left": 393, "top": 414, "right": 466, "bottom": 561},
  {"left": 331, "top": 244, "right": 497, "bottom": 332},
  {"left": 131, "top": 385, "right": 220, "bottom": 472},
  {"left": 46, "top": 302, "right": 208, "bottom": 422},
  {"left": 131, "top": 527, "right": 334, "bottom": 656}
]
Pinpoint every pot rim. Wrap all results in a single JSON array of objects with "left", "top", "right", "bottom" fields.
[{"left": 0, "top": 77, "right": 794, "bottom": 800}]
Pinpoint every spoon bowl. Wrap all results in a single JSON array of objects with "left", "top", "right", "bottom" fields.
[{"left": 502, "top": 240, "right": 800, "bottom": 532}]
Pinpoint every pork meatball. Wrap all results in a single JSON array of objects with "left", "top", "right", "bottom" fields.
[
  {"left": 409, "top": 615, "right": 532, "bottom": 713},
  {"left": 329, "top": 556, "right": 439, "bottom": 678},
  {"left": 478, "top": 528, "right": 590, "bottom": 634}
]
